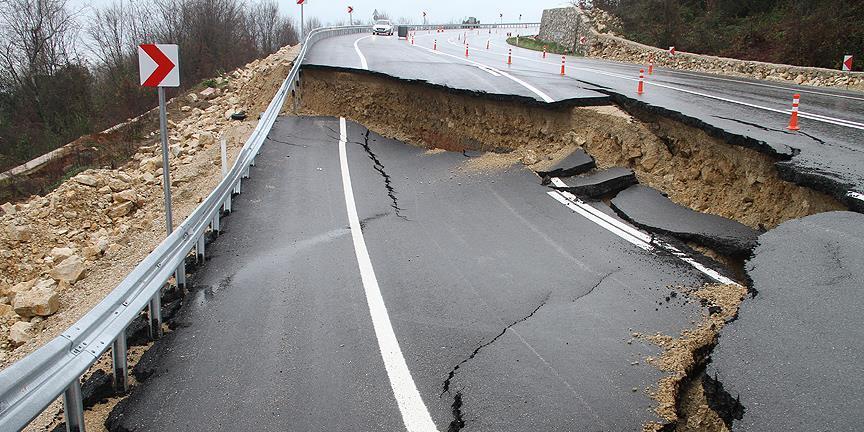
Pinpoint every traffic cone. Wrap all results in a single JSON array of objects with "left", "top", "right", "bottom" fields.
[
  {"left": 788, "top": 94, "right": 801, "bottom": 131},
  {"left": 434, "top": 39, "right": 437, "bottom": 50},
  {"left": 486, "top": 39, "right": 490, "bottom": 50},
  {"left": 561, "top": 56, "right": 566, "bottom": 75},
  {"left": 638, "top": 69, "right": 645, "bottom": 95},
  {"left": 543, "top": 46, "right": 547, "bottom": 59},
  {"left": 465, "top": 43, "right": 469, "bottom": 57},
  {"left": 648, "top": 62, "right": 654, "bottom": 75},
  {"left": 508, "top": 49, "right": 512, "bottom": 65}
]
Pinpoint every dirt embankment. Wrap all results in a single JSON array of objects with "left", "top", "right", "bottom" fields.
[
  {"left": 299, "top": 69, "right": 844, "bottom": 230},
  {"left": 0, "top": 44, "right": 299, "bottom": 431}
]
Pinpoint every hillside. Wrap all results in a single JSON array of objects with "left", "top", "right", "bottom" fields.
[{"left": 593, "top": 0, "right": 863, "bottom": 70}]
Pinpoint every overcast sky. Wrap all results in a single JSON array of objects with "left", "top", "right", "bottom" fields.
[{"left": 69, "top": 0, "right": 575, "bottom": 26}]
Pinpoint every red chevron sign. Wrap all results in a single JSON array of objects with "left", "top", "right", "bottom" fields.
[{"left": 139, "top": 44, "right": 179, "bottom": 87}]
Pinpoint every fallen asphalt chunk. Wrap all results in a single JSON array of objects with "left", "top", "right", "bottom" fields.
[
  {"left": 536, "top": 148, "right": 596, "bottom": 182},
  {"left": 707, "top": 211, "right": 864, "bottom": 431},
  {"left": 610, "top": 185, "right": 759, "bottom": 257},
  {"left": 551, "top": 167, "right": 637, "bottom": 198}
]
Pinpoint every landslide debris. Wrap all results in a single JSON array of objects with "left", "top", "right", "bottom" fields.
[
  {"left": 1, "top": 44, "right": 300, "bottom": 431},
  {"left": 299, "top": 69, "right": 844, "bottom": 233}
]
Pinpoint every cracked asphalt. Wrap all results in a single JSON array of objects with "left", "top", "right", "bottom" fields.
[{"left": 107, "top": 116, "right": 717, "bottom": 431}]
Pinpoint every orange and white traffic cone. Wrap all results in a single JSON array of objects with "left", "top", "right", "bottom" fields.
[
  {"left": 434, "top": 39, "right": 437, "bottom": 50},
  {"left": 638, "top": 69, "right": 645, "bottom": 95},
  {"left": 507, "top": 49, "right": 512, "bottom": 65},
  {"left": 788, "top": 94, "right": 801, "bottom": 130},
  {"left": 465, "top": 43, "right": 469, "bottom": 57},
  {"left": 648, "top": 62, "right": 654, "bottom": 75},
  {"left": 543, "top": 46, "right": 547, "bottom": 59},
  {"left": 561, "top": 56, "right": 566, "bottom": 75}
]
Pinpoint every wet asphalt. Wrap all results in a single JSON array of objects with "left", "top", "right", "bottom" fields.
[
  {"left": 304, "top": 28, "right": 864, "bottom": 211},
  {"left": 108, "top": 116, "right": 716, "bottom": 431}
]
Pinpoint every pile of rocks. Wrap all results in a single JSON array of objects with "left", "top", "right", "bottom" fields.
[
  {"left": 572, "top": 7, "right": 864, "bottom": 91},
  {"left": 0, "top": 44, "right": 299, "bottom": 363}
]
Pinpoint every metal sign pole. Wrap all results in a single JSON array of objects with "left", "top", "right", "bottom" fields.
[
  {"left": 158, "top": 86, "right": 173, "bottom": 235},
  {"left": 301, "top": 3, "right": 305, "bottom": 40}
]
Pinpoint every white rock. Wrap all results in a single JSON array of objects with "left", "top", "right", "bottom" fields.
[
  {"left": 49, "top": 255, "right": 86, "bottom": 283},
  {"left": 49, "top": 247, "right": 76, "bottom": 261},
  {"left": 7, "top": 224, "right": 31, "bottom": 242},
  {"left": 13, "top": 279, "right": 59, "bottom": 317},
  {"left": 73, "top": 174, "right": 100, "bottom": 187},
  {"left": 9, "top": 321, "right": 36, "bottom": 346},
  {"left": 108, "top": 201, "right": 135, "bottom": 218},
  {"left": 112, "top": 189, "right": 138, "bottom": 204},
  {"left": 1, "top": 202, "right": 15, "bottom": 215}
]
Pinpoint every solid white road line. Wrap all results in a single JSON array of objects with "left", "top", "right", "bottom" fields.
[
  {"left": 354, "top": 35, "right": 371, "bottom": 70},
  {"left": 413, "top": 43, "right": 555, "bottom": 102},
  {"left": 338, "top": 117, "right": 438, "bottom": 432},
  {"left": 547, "top": 178, "right": 738, "bottom": 286},
  {"left": 848, "top": 191, "right": 864, "bottom": 202}
]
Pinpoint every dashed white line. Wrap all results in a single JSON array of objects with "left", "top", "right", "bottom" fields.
[{"left": 338, "top": 117, "right": 438, "bottom": 432}]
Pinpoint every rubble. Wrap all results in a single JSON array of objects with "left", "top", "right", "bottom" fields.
[{"left": 0, "top": 43, "right": 301, "bottom": 370}]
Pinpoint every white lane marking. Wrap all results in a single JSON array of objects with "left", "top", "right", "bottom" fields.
[
  {"left": 475, "top": 64, "right": 501, "bottom": 76},
  {"left": 477, "top": 39, "right": 864, "bottom": 130},
  {"left": 354, "top": 35, "right": 371, "bottom": 70},
  {"left": 848, "top": 191, "right": 864, "bottom": 202},
  {"left": 338, "top": 117, "right": 438, "bottom": 432},
  {"left": 547, "top": 179, "right": 739, "bottom": 286},
  {"left": 412, "top": 43, "right": 554, "bottom": 103}
]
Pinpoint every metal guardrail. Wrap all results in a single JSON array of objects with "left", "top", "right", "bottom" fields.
[
  {"left": 404, "top": 22, "right": 540, "bottom": 31},
  {"left": 0, "top": 24, "right": 369, "bottom": 432}
]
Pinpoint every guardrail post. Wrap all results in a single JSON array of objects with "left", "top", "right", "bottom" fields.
[
  {"left": 176, "top": 261, "right": 186, "bottom": 288},
  {"left": 242, "top": 166, "right": 250, "bottom": 179},
  {"left": 111, "top": 331, "right": 128, "bottom": 393},
  {"left": 223, "top": 194, "right": 232, "bottom": 213},
  {"left": 212, "top": 212, "right": 220, "bottom": 234},
  {"left": 196, "top": 235, "right": 205, "bottom": 262},
  {"left": 148, "top": 292, "right": 162, "bottom": 340},
  {"left": 234, "top": 179, "right": 242, "bottom": 195},
  {"left": 62, "top": 379, "right": 85, "bottom": 432}
]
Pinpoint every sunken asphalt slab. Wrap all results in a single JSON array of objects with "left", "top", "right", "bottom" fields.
[
  {"left": 552, "top": 167, "right": 638, "bottom": 199},
  {"left": 535, "top": 148, "right": 596, "bottom": 181},
  {"left": 305, "top": 30, "right": 864, "bottom": 211},
  {"left": 610, "top": 185, "right": 760, "bottom": 257},
  {"left": 707, "top": 211, "right": 864, "bottom": 431},
  {"left": 107, "top": 116, "right": 717, "bottom": 431}
]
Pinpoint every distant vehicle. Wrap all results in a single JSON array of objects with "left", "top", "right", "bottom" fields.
[{"left": 372, "top": 19, "right": 393, "bottom": 36}]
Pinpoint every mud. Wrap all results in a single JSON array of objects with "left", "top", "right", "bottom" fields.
[{"left": 299, "top": 69, "right": 845, "bottom": 230}]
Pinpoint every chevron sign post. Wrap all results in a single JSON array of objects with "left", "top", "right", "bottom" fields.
[
  {"left": 843, "top": 55, "right": 853, "bottom": 72},
  {"left": 138, "top": 43, "right": 180, "bottom": 259}
]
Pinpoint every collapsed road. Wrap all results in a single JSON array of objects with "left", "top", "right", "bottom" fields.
[
  {"left": 104, "top": 28, "right": 864, "bottom": 432},
  {"left": 304, "top": 27, "right": 864, "bottom": 212}
]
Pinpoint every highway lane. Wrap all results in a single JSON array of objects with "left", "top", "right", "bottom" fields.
[
  {"left": 109, "top": 116, "right": 720, "bottom": 431},
  {"left": 306, "top": 28, "right": 864, "bottom": 209}
]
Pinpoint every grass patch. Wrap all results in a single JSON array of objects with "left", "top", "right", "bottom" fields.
[{"left": 506, "top": 36, "right": 578, "bottom": 55}]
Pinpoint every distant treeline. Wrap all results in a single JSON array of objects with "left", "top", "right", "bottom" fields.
[
  {"left": 591, "top": 0, "right": 863, "bottom": 70},
  {"left": 0, "top": 0, "right": 299, "bottom": 173}
]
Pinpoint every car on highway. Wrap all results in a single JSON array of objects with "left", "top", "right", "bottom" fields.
[{"left": 372, "top": 19, "right": 393, "bottom": 36}]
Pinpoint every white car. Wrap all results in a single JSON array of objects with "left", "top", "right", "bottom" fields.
[{"left": 372, "top": 19, "right": 393, "bottom": 36}]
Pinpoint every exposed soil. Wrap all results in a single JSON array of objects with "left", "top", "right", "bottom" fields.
[
  {"left": 299, "top": 69, "right": 844, "bottom": 231},
  {"left": 639, "top": 283, "right": 748, "bottom": 431}
]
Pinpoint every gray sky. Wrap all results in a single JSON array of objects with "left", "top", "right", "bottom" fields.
[{"left": 69, "top": 0, "right": 574, "bottom": 27}]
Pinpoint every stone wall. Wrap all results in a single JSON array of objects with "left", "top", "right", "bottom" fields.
[
  {"left": 538, "top": 6, "right": 864, "bottom": 91},
  {"left": 538, "top": 7, "right": 581, "bottom": 52}
]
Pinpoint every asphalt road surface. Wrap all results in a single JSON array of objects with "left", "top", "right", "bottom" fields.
[
  {"left": 110, "top": 116, "right": 724, "bottom": 431},
  {"left": 304, "top": 26, "right": 864, "bottom": 211}
]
